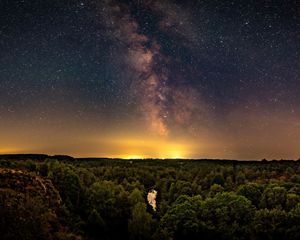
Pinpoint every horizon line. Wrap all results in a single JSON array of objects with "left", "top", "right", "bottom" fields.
[{"left": 0, "top": 153, "right": 299, "bottom": 162}]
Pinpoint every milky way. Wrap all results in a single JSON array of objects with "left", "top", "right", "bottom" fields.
[
  {"left": 0, "top": 0, "right": 300, "bottom": 159},
  {"left": 97, "top": 0, "right": 205, "bottom": 137}
]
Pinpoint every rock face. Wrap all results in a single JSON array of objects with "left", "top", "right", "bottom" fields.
[
  {"left": 0, "top": 167, "right": 64, "bottom": 239},
  {"left": 0, "top": 167, "right": 62, "bottom": 207},
  {"left": 147, "top": 189, "right": 158, "bottom": 211}
]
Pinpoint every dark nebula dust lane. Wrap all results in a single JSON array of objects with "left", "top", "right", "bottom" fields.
[{"left": 0, "top": 0, "right": 300, "bottom": 159}]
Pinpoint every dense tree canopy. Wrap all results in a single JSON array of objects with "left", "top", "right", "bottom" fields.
[{"left": 0, "top": 156, "right": 300, "bottom": 239}]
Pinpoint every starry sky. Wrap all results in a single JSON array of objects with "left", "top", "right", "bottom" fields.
[{"left": 0, "top": 0, "right": 300, "bottom": 159}]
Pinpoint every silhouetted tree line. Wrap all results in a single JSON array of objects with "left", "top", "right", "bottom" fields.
[{"left": 0, "top": 156, "right": 300, "bottom": 239}]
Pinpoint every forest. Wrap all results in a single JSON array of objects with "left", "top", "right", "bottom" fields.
[{"left": 0, "top": 154, "right": 300, "bottom": 240}]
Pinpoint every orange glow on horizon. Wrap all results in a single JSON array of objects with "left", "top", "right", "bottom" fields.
[
  {"left": 0, "top": 148, "right": 24, "bottom": 154},
  {"left": 123, "top": 155, "right": 144, "bottom": 159},
  {"left": 1, "top": 109, "right": 299, "bottom": 160},
  {"left": 99, "top": 135, "right": 190, "bottom": 159}
]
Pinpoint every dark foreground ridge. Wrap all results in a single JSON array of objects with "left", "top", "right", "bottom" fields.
[{"left": 0, "top": 154, "right": 300, "bottom": 240}]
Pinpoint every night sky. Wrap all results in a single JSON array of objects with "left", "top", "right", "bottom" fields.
[{"left": 1, "top": 0, "right": 300, "bottom": 159}]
